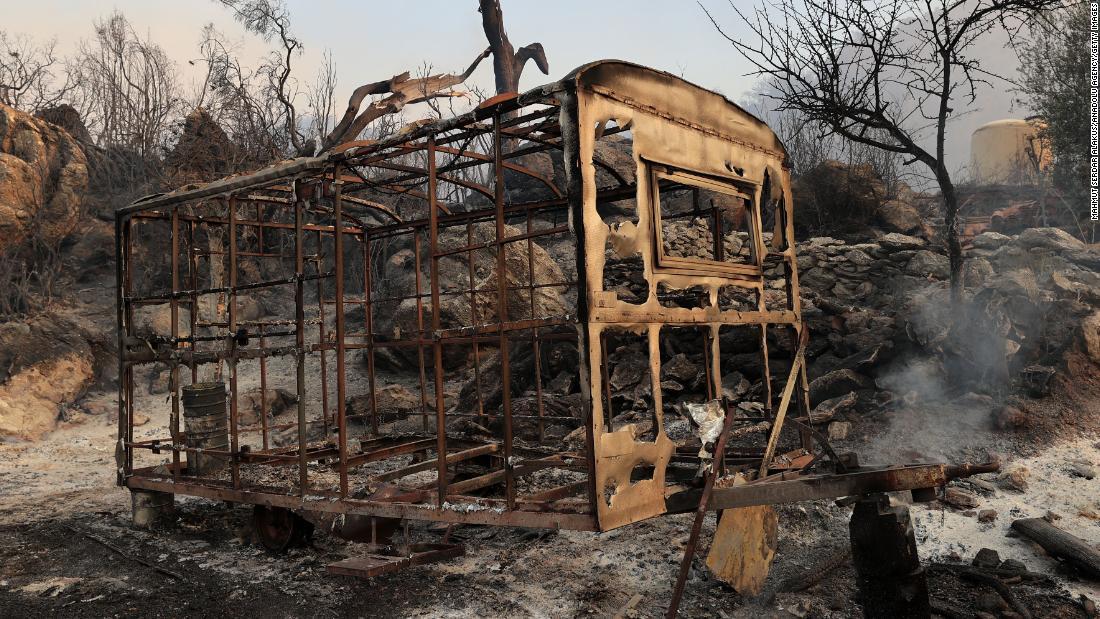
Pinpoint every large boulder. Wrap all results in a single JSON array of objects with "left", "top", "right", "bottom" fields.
[
  {"left": 877, "top": 199, "right": 923, "bottom": 234},
  {"left": 0, "top": 103, "right": 88, "bottom": 255},
  {"left": 0, "top": 314, "right": 95, "bottom": 439}
]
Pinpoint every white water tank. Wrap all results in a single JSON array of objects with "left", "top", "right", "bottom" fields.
[{"left": 969, "top": 118, "right": 1051, "bottom": 185}]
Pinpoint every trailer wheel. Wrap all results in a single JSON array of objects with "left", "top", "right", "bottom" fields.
[{"left": 253, "top": 505, "right": 313, "bottom": 552}]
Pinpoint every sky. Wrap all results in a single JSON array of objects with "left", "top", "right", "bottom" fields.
[{"left": 6, "top": 0, "right": 1029, "bottom": 175}]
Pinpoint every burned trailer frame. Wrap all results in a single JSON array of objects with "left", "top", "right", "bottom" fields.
[{"left": 115, "top": 61, "right": 975, "bottom": 547}]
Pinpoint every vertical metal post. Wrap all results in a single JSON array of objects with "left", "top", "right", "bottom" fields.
[
  {"left": 315, "top": 228, "right": 330, "bottom": 434},
  {"left": 363, "top": 233, "right": 379, "bottom": 436},
  {"left": 493, "top": 112, "right": 515, "bottom": 509},
  {"left": 413, "top": 228, "right": 430, "bottom": 431},
  {"left": 294, "top": 180, "right": 309, "bottom": 495},
  {"left": 227, "top": 196, "right": 241, "bottom": 488},
  {"left": 526, "top": 199, "right": 545, "bottom": 442},
  {"left": 466, "top": 222, "right": 485, "bottom": 418},
  {"left": 428, "top": 137, "right": 449, "bottom": 506},
  {"left": 114, "top": 216, "right": 129, "bottom": 486},
  {"left": 333, "top": 167, "right": 349, "bottom": 498},
  {"left": 258, "top": 322, "right": 269, "bottom": 450},
  {"left": 187, "top": 220, "right": 199, "bottom": 383},
  {"left": 170, "top": 208, "right": 181, "bottom": 479}
]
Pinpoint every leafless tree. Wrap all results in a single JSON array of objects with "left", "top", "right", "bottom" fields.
[
  {"left": 703, "top": 0, "right": 1070, "bottom": 302},
  {"left": 215, "top": 0, "right": 310, "bottom": 154},
  {"left": 478, "top": 0, "right": 549, "bottom": 95},
  {"left": 306, "top": 49, "right": 338, "bottom": 148},
  {"left": 70, "top": 11, "right": 182, "bottom": 158},
  {"left": 0, "top": 31, "right": 73, "bottom": 112}
]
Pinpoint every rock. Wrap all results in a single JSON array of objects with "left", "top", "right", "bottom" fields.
[
  {"left": 237, "top": 388, "right": 296, "bottom": 426},
  {"left": 798, "top": 267, "right": 836, "bottom": 291},
  {"left": 826, "top": 421, "right": 850, "bottom": 440},
  {"left": 944, "top": 487, "right": 980, "bottom": 509},
  {"left": 662, "top": 353, "right": 702, "bottom": 386},
  {"left": 1082, "top": 311, "right": 1100, "bottom": 364},
  {"left": 0, "top": 103, "right": 89, "bottom": 255},
  {"left": 971, "top": 231, "right": 1011, "bottom": 250},
  {"left": 877, "top": 199, "right": 923, "bottom": 234},
  {"left": 0, "top": 314, "right": 95, "bottom": 439},
  {"left": 808, "top": 369, "right": 873, "bottom": 406},
  {"left": 347, "top": 384, "right": 422, "bottom": 417},
  {"left": 977, "top": 509, "right": 997, "bottom": 523},
  {"left": 961, "top": 257, "right": 994, "bottom": 288},
  {"left": 1015, "top": 227, "right": 1085, "bottom": 253},
  {"left": 994, "top": 405, "right": 1028, "bottom": 431},
  {"left": 808, "top": 392, "right": 858, "bottom": 424},
  {"left": 1067, "top": 460, "right": 1097, "bottom": 480},
  {"left": 972, "top": 547, "right": 1001, "bottom": 569},
  {"left": 905, "top": 250, "right": 950, "bottom": 279},
  {"left": 879, "top": 232, "right": 926, "bottom": 251},
  {"left": 720, "top": 371, "right": 750, "bottom": 400},
  {"left": 976, "top": 591, "right": 1008, "bottom": 613},
  {"left": 998, "top": 559, "right": 1026, "bottom": 574},
  {"left": 1000, "top": 465, "right": 1030, "bottom": 492}
]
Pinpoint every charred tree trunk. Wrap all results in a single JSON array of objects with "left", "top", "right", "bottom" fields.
[
  {"left": 478, "top": 0, "right": 549, "bottom": 96},
  {"left": 1011, "top": 518, "right": 1100, "bottom": 579}
]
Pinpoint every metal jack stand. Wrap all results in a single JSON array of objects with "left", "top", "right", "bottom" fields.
[{"left": 849, "top": 493, "right": 930, "bottom": 618}]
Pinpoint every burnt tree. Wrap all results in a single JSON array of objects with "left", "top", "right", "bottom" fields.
[
  {"left": 703, "top": 0, "right": 1071, "bottom": 302},
  {"left": 478, "top": 0, "right": 549, "bottom": 95}
]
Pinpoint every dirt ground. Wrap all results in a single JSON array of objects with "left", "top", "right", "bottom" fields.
[{"left": 2, "top": 397, "right": 1098, "bottom": 618}]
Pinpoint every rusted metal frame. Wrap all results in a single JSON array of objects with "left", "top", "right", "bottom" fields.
[
  {"left": 314, "top": 228, "right": 331, "bottom": 433},
  {"left": 132, "top": 209, "right": 366, "bottom": 238},
  {"left": 169, "top": 207, "right": 182, "bottom": 482},
  {"left": 127, "top": 271, "right": 330, "bottom": 303},
  {"left": 226, "top": 196, "right": 242, "bottom": 489},
  {"left": 413, "top": 228, "right": 431, "bottom": 432},
  {"left": 362, "top": 159, "right": 495, "bottom": 202},
  {"left": 587, "top": 308, "right": 796, "bottom": 326},
  {"left": 558, "top": 86, "right": 598, "bottom": 515},
  {"left": 666, "top": 465, "right": 952, "bottom": 513},
  {"left": 124, "top": 345, "right": 298, "bottom": 365},
  {"left": 332, "top": 329, "right": 576, "bottom": 353},
  {"left": 443, "top": 455, "right": 575, "bottom": 495},
  {"left": 363, "top": 231, "right": 379, "bottom": 437},
  {"left": 666, "top": 377, "right": 745, "bottom": 618},
  {"left": 348, "top": 141, "right": 553, "bottom": 195},
  {"left": 114, "top": 216, "right": 131, "bottom": 485},
  {"left": 758, "top": 338, "right": 807, "bottom": 477},
  {"left": 352, "top": 278, "right": 573, "bottom": 308},
  {"left": 527, "top": 196, "right": 547, "bottom": 441},
  {"left": 467, "top": 222, "right": 485, "bottom": 417},
  {"left": 433, "top": 224, "right": 571, "bottom": 259},
  {"left": 258, "top": 322, "right": 270, "bottom": 450},
  {"left": 293, "top": 179, "right": 310, "bottom": 495},
  {"left": 435, "top": 315, "right": 572, "bottom": 340},
  {"left": 187, "top": 220, "right": 199, "bottom": 383},
  {"left": 341, "top": 438, "right": 437, "bottom": 468},
  {"left": 524, "top": 481, "right": 587, "bottom": 503},
  {"left": 333, "top": 167, "right": 350, "bottom": 498},
  {"left": 492, "top": 112, "right": 517, "bottom": 510},
  {"left": 334, "top": 184, "right": 628, "bottom": 244},
  {"left": 363, "top": 139, "right": 564, "bottom": 199},
  {"left": 427, "top": 137, "right": 450, "bottom": 506},
  {"left": 126, "top": 473, "right": 598, "bottom": 530},
  {"left": 371, "top": 443, "right": 499, "bottom": 484}
]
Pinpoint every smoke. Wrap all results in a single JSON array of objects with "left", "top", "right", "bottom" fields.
[{"left": 862, "top": 287, "right": 1015, "bottom": 463}]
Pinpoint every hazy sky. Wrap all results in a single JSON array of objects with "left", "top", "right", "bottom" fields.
[{"left": 7, "top": 0, "right": 1027, "bottom": 174}]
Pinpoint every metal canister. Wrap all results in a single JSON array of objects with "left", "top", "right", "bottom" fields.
[{"left": 182, "top": 382, "right": 228, "bottom": 475}]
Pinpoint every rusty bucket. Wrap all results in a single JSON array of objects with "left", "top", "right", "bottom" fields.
[{"left": 182, "top": 382, "right": 228, "bottom": 476}]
